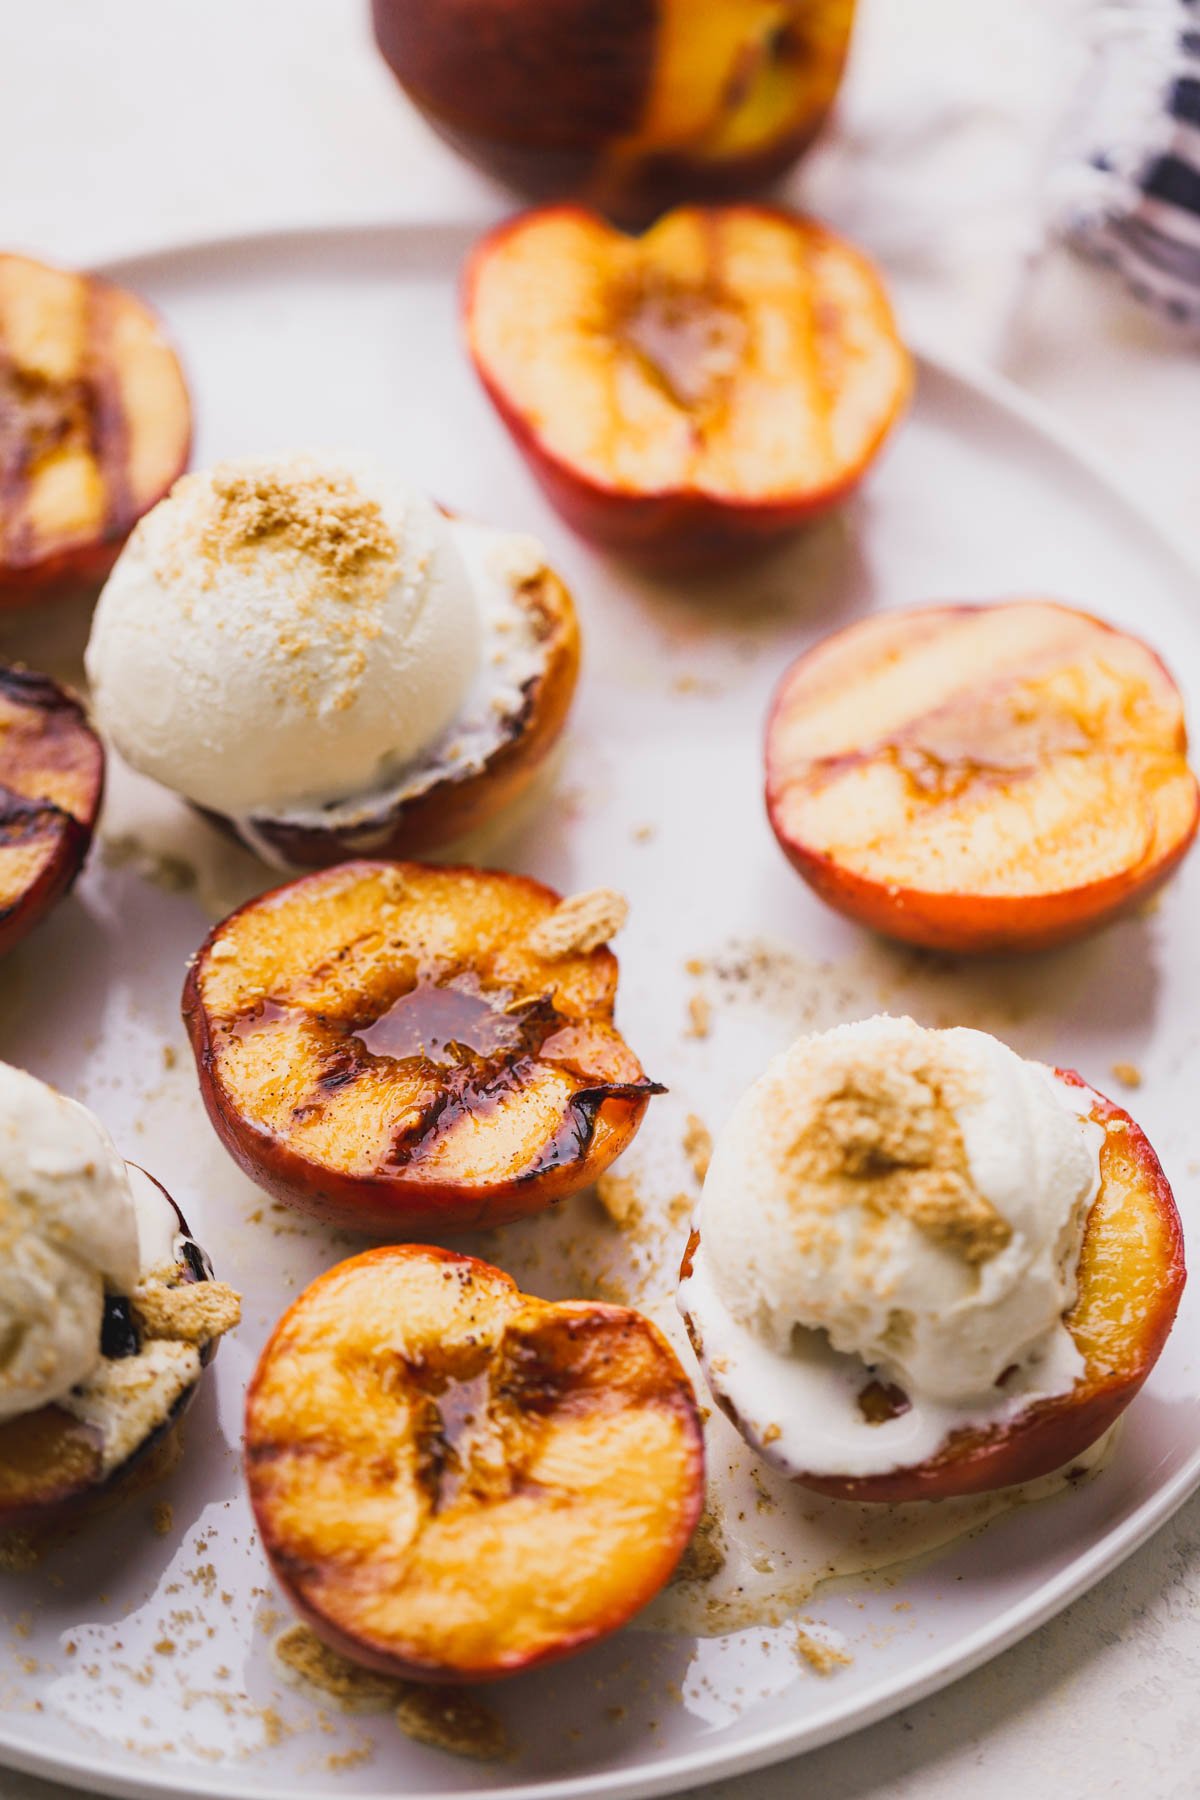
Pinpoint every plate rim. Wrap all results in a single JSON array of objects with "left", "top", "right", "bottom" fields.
[{"left": 1, "top": 215, "right": 1195, "bottom": 1800}]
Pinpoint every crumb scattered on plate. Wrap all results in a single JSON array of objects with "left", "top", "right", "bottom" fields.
[
  {"left": 274, "top": 1624, "right": 401, "bottom": 1712},
  {"left": 683, "top": 1114, "right": 713, "bottom": 1184},
  {"left": 794, "top": 1627, "right": 851, "bottom": 1675},
  {"left": 594, "top": 1172, "right": 642, "bottom": 1228},
  {"left": 394, "top": 1687, "right": 510, "bottom": 1762},
  {"left": 685, "top": 993, "right": 711, "bottom": 1039}
]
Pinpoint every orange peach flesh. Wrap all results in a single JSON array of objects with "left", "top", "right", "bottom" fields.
[
  {"left": 0, "top": 253, "right": 190, "bottom": 592},
  {"left": 0, "top": 668, "right": 103, "bottom": 951},
  {"left": 724, "top": 1080, "right": 1185, "bottom": 1504},
  {"left": 184, "top": 862, "right": 658, "bottom": 1232},
  {"left": 767, "top": 602, "right": 1199, "bottom": 950},
  {"left": 467, "top": 206, "right": 910, "bottom": 505},
  {"left": 245, "top": 1247, "right": 705, "bottom": 1680},
  {"left": 615, "top": 0, "right": 856, "bottom": 167}
]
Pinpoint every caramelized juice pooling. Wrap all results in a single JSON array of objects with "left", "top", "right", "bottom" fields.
[
  {"left": 358, "top": 977, "right": 530, "bottom": 1065},
  {"left": 615, "top": 277, "right": 747, "bottom": 410}
]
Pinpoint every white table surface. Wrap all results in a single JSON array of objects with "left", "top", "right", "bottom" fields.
[{"left": 2, "top": 2, "right": 1199, "bottom": 1796}]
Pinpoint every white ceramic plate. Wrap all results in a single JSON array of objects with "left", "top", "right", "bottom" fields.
[{"left": 0, "top": 221, "right": 1197, "bottom": 1800}]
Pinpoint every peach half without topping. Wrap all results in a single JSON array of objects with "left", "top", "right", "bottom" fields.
[
  {"left": 680, "top": 1073, "right": 1185, "bottom": 1503},
  {"left": 0, "top": 252, "right": 191, "bottom": 608},
  {"left": 0, "top": 1167, "right": 238, "bottom": 1531},
  {"left": 245, "top": 1245, "right": 705, "bottom": 1681},
  {"left": 766, "top": 600, "right": 1200, "bottom": 954},
  {"left": 464, "top": 204, "right": 911, "bottom": 568},
  {"left": 182, "top": 862, "right": 660, "bottom": 1234},
  {"left": 0, "top": 666, "right": 104, "bottom": 957},
  {"left": 372, "top": 0, "right": 856, "bottom": 223}
]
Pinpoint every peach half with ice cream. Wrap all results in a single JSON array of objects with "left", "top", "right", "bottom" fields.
[
  {"left": 678, "top": 1016, "right": 1184, "bottom": 1502},
  {"left": 84, "top": 452, "right": 579, "bottom": 867},
  {"left": 0, "top": 1061, "right": 239, "bottom": 1530}
]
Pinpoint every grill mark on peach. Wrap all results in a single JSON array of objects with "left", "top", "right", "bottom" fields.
[
  {"left": 780, "top": 629, "right": 1122, "bottom": 792},
  {"left": 222, "top": 971, "right": 644, "bottom": 1182},
  {"left": 84, "top": 277, "right": 133, "bottom": 546},
  {"left": 0, "top": 265, "right": 92, "bottom": 567},
  {"left": 512, "top": 1078, "right": 666, "bottom": 1183},
  {"left": 0, "top": 678, "right": 101, "bottom": 825},
  {"left": 0, "top": 787, "right": 70, "bottom": 853},
  {"left": 775, "top": 611, "right": 1110, "bottom": 762},
  {"left": 0, "top": 351, "right": 36, "bottom": 566},
  {"left": 0, "top": 664, "right": 87, "bottom": 717},
  {"left": 775, "top": 617, "right": 1195, "bottom": 890}
]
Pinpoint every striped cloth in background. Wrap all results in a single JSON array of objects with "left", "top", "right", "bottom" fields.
[{"left": 1056, "top": 0, "right": 1200, "bottom": 327}]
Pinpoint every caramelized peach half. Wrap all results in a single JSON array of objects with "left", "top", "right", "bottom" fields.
[
  {"left": 0, "top": 253, "right": 191, "bottom": 608},
  {"left": 245, "top": 1245, "right": 705, "bottom": 1680},
  {"left": 682, "top": 1074, "right": 1185, "bottom": 1503},
  {"left": 766, "top": 601, "right": 1200, "bottom": 953},
  {"left": 373, "top": 0, "right": 856, "bottom": 223},
  {"left": 464, "top": 204, "right": 911, "bottom": 567},
  {"left": 0, "top": 1169, "right": 235, "bottom": 1532},
  {"left": 0, "top": 666, "right": 104, "bottom": 956},
  {"left": 182, "top": 862, "right": 659, "bottom": 1233}
]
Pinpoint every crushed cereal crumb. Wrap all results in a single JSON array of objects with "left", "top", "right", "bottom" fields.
[
  {"left": 394, "top": 1687, "right": 510, "bottom": 1761},
  {"left": 527, "top": 888, "right": 628, "bottom": 960},
  {"left": 683, "top": 1115, "right": 713, "bottom": 1184},
  {"left": 794, "top": 1627, "right": 851, "bottom": 1675}
]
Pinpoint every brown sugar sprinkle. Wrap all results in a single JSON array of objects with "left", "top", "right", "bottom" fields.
[
  {"left": 203, "top": 465, "right": 398, "bottom": 602},
  {"left": 132, "top": 1280, "right": 242, "bottom": 1345},
  {"left": 526, "top": 887, "right": 628, "bottom": 960},
  {"left": 324, "top": 1746, "right": 375, "bottom": 1772},
  {"left": 683, "top": 1114, "right": 713, "bottom": 1184},
  {"left": 794, "top": 1627, "right": 851, "bottom": 1675},
  {"left": 685, "top": 993, "right": 711, "bottom": 1039},
  {"left": 274, "top": 1625, "right": 401, "bottom": 1712},
  {"left": 0, "top": 1532, "right": 39, "bottom": 1572},
  {"left": 672, "top": 1508, "right": 726, "bottom": 1585},
  {"left": 394, "top": 1687, "right": 510, "bottom": 1762},
  {"left": 1111, "top": 1061, "right": 1143, "bottom": 1090},
  {"left": 594, "top": 1172, "right": 642, "bottom": 1228},
  {"left": 151, "top": 1501, "right": 174, "bottom": 1537}
]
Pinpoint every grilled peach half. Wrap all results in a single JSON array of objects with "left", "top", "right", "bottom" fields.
[
  {"left": 245, "top": 1245, "right": 705, "bottom": 1681},
  {"left": 0, "top": 1168, "right": 237, "bottom": 1531},
  {"left": 182, "top": 861, "right": 659, "bottom": 1233},
  {"left": 464, "top": 204, "right": 911, "bottom": 568},
  {"left": 0, "top": 666, "right": 104, "bottom": 956},
  {"left": 0, "top": 253, "right": 191, "bottom": 608},
  {"left": 766, "top": 600, "right": 1200, "bottom": 954},
  {"left": 681, "top": 1073, "right": 1185, "bottom": 1503},
  {"left": 372, "top": 0, "right": 856, "bottom": 223}
]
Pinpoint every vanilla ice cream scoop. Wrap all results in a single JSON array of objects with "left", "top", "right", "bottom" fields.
[
  {"left": 0, "top": 1062, "right": 140, "bottom": 1424},
  {"left": 679, "top": 1017, "right": 1105, "bottom": 1478},
  {"left": 85, "top": 452, "right": 481, "bottom": 817}
]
